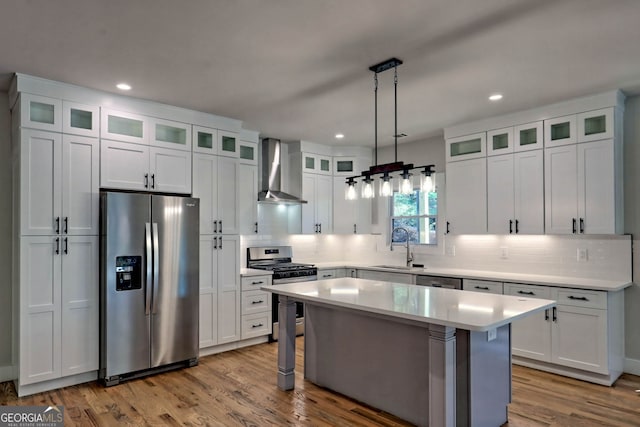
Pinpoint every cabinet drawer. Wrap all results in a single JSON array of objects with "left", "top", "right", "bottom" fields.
[
  {"left": 318, "top": 269, "right": 337, "bottom": 280},
  {"left": 504, "top": 283, "right": 552, "bottom": 299},
  {"left": 242, "top": 290, "right": 271, "bottom": 314},
  {"left": 463, "top": 279, "right": 503, "bottom": 294},
  {"left": 555, "top": 288, "right": 606, "bottom": 309},
  {"left": 241, "top": 312, "right": 272, "bottom": 339},
  {"left": 241, "top": 275, "right": 272, "bottom": 291}
]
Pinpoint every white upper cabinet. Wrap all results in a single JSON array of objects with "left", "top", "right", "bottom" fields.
[
  {"left": 218, "top": 130, "right": 240, "bottom": 158},
  {"left": 301, "top": 153, "right": 332, "bottom": 175},
  {"left": 193, "top": 126, "right": 218, "bottom": 155},
  {"left": 577, "top": 139, "right": 616, "bottom": 234},
  {"left": 514, "top": 121, "right": 543, "bottom": 152},
  {"left": 20, "top": 93, "right": 62, "bottom": 132},
  {"left": 150, "top": 117, "right": 191, "bottom": 151},
  {"left": 238, "top": 162, "right": 258, "bottom": 234},
  {"left": 100, "top": 140, "right": 150, "bottom": 191},
  {"left": 577, "top": 107, "right": 614, "bottom": 143},
  {"left": 62, "top": 101, "right": 99, "bottom": 137},
  {"left": 544, "top": 114, "right": 576, "bottom": 148},
  {"left": 445, "top": 132, "right": 486, "bottom": 162},
  {"left": 149, "top": 147, "right": 192, "bottom": 194},
  {"left": 301, "top": 174, "right": 332, "bottom": 234},
  {"left": 544, "top": 144, "right": 578, "bottom": 234},
  {"left": 445, "top": 157, "right": 487, "bottom": 234},
  {"left": 238, "top": 140, "right": 258, "bottom": 165},
  {"left": 487, "top": 155, "right": 515, "bottom": 234},
  {"left": 513, "top": 150, "right": 545, "bottom": 234},
  {"left": 333, "top": 157, "right": 357, "bottom": 176},
  {"left": 101, "top": 108, "right": 148, "bottom": 145},
  {"left": 487, "top": 127, "right": 514, "bottom": 156}
]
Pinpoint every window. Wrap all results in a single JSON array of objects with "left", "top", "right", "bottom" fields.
[{"left": 390, "top": 190, "right": 437, "bottom": 245}]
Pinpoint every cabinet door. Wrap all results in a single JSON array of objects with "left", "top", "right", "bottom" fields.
[
  {"left": 238, "top": 163, "right": 258, "bottom": 234},
  {"left": 61, "top": 236, "right": 98, "bottom": 376},
  {"left": 62, "top": 101, "right": 99, "bottom": 137},
  {"left": 20, "top": 236, "right": 62, "bottom": 385},
  {"left": 333, "top": 157, "right": 357, "bottom": 176},
  {"left": 101, "top": 109, "right": 147, "bottom": 144},
  {"left": 239, "top": 140, "right": 258, "bottom": 165},
  {"left": 62, "top": 135, "right": 99, "bottom": 235},
  {"left": 20, "top": 93, "right": 62, "bottom": 132},
  {"left": 332, "top": 177, "right": 356, "bottom": 234},
  {"left": 315, "top": 175, "right": 332, "bottom": 233},
  {"left": 544, "top": 145, "right": 578, "bottom": 234},
  {"left": 193, "top": 154, "right": 217, "bottom": 235},
  {"left": 514, "top": 150, "right": 544, "bottom": 234},
  {"left": 218, "top": 130, "right": 240, "bottom": 159},
  {"left": 514, "top": 121, "right": 543, "bottom": 152},
  {"left": 446, "top": 133, "right": 486, "bottom": 162},
  {"left": 578, "top": 107, "right": 614, "bottom": 143},
  {"left": 100, "top": 139, "right": 149, "bottom": 191},
  {"left": 149, "top": 147, "right": 192, "bottom": 194},
  {"left": 301, "top": 174, "right": 317, "bottom": 234},
  {"left": 463, "top": 279, "right": 503, "bottom": 294},
  {"left": 199, "top": 236, "right": 217, "bottom": 348},
  {"left": 151, "top": 118, "right": 191, "bottom": 151},
  {"left": 193, "top": 126, "right": 218, "bottom": 155},
  {"left": 544, "top": 115, "right": 576, "bottom": 148},
  {"left": 577, "top": 140, "right": 615, "bottom": 234},
  {"left": 487, "top": 127, "right": 514, "bottom": 156},
  {"left": 487, "top": 154, "right": 514, "bottom": 234},
  {"left": 445, "top": 158, "right": 487, "bottom": 234},
  {"left": 551, "top": 305, "right": 608, "bottom": 374},
  {"left": 20, "top": 130, "right": 61, "bottom": 236},
  {"left": 217, "top": 157, "right": 239, "bottom": 234},
  {"left": 217, "top": 235, "right": 240, "bottom": 344}
]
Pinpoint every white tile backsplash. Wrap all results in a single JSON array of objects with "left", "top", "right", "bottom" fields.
[{"left": 241, "top": 233, "right": 632, "bottom": 282}]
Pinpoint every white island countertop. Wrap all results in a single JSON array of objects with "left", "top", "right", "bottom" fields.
[{"left": 263, "top": 277, "right": 555, "bottom": 332}]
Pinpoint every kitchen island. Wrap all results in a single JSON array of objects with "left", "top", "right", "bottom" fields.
[{"left": 263, "top": 278, "right": 555, "bottom": 427}]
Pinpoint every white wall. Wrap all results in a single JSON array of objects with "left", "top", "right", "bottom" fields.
[{"left": 0, "top": 92, "right": 13, "bottom": 376}]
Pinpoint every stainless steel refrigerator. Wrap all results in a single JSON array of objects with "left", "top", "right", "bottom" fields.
[{"left": 99, "top": 191, "right": 199, "bottom": 386}]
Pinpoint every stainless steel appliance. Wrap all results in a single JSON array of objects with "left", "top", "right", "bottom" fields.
[
  {"left": 247, "top": 246, "right": 317, "bottom": 340},
  {"left": 415, "top": 275, "right": 462, "bottom": 289},
  {"left": 99, "top": 191, "right": 199, "bottom": 386}
]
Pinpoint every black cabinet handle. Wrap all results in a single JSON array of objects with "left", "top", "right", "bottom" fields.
[
  {"left": 251, "top": 323, "right": 264, "bottom": 328},
  {"left": 552, "top": 306, "right": 557, "bottom": 322},
  {"left": 219, "top": 220, "right": 222, "bottom": 233},
  {"left": 474, "top": 286, "right": 490, "bottom": 290},
  {"left": 251, "top": 281, "right": 264, "bottom": 285},
  {"left": 515, "top": 219, "right": 519, "bottom": 234},
  {"left": 572, "top": 218, "right": 577, "bottom": 234},
  {"left": 544, "top": 309, "right": 549, "bottom": 321},
  {"left": 251, "top": 300, "right": 264, "bottom": 304},
  {"left": 214, "top": 220, "right": 218, "bottom": 233},
  {"left": 319, "top": 223, "right": 322, "bottom": 233},
  {"left": 55, "top": 237, "right": 60, "bottom": 255},
  {"left": 213, "top": 236, "right": 217, "bottom": 250},
  {"left": 55, "top": 217, "right": 60, "bottom": 234},
  {"left": 322, "top": 274, "right": 333, "bottom": 278},
  {"left": 354, "top": 224, "right": 357, "bottom": 234},
  {"left": 219, "top": 237, "right": 223, "bottom": 250},
  {"left": 517, "top": 290, "right": 535, "bottom": 296},
  {"left": 446, "top": 221, "right": 450, "bottom": 234},
  {"left": 151, "top": 173, "right": 155, "bottom": 189},
  {"left": 509, "top": 220, "right": 513, "bottom": 234},
  {"left": 580, "top": 218, "right": 585, "bottom": 234},
  {"left": 144, "top": 173, "right": 149, "bottom": 188},
  {"left": 568, "top": 295, "right": 589, "bottom": 301},
  {"left": 63, "top": 237, "right": 68, "bottom": 254},
  {"left": 254, "top": 222, "right": 258, "bottom": 233},
  {"left": 64, "top": 217, "right": 68, "bottom": 234}
]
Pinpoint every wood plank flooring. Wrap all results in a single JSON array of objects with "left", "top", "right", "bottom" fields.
[{"left": 2, "top": 338, "right": 640, "bottom": 426}]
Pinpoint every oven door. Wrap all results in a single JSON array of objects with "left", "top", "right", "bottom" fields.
[{"left": 270, "top": 275, "right": 316, "bottom": 341}]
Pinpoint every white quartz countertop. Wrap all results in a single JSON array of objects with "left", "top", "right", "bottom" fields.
[
  {"left": 312, "top": 262, "right": 631, "bottom": 292},
  {"left": 263, "top": 278, "right": 555, "bottom": 332},
  {"left": 240, "top": 268, "right": 274, "bottom": 277}
]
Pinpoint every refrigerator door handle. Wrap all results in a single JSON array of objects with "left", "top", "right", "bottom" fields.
[
  {"left": 145, "top": 222, "right": 152, "bottom": 315},
  {"left": 152, "top": 222, "right": 160, "bottom": 314}
]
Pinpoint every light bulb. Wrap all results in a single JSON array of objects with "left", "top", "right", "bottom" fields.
[
  {"left": 346, "top": 184, "right": 357, "bottom": 200},
  {"left": 362, "top": 181, "right": 374, "bottom": 199},
  {"left": 381, "top": 179, "right": 392, "bottom": 197},
  {"left": 422, "top": 174, "right": 434, "bottom": 193},
  {"left": 401, "top": 177, "right": 413, "bottom": 194}
]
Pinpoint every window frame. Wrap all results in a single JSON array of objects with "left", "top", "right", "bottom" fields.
[{"left": 389, "top": 189, "right": 438, "bottom": 247}]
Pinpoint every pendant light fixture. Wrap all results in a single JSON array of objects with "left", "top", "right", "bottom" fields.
[{"left": 345, "top": 58, "right": 436, "bottom": 199}]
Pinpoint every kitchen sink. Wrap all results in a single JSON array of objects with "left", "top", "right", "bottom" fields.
[{"left": 372, "top": 265, "right": 423, "bottom": 271}]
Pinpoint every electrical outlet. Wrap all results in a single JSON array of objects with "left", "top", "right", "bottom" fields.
[
  {"left": 500, "top": 247, "right": 509, "bottom": 259},
  {"left": 446, "top": 245, "right": 456, "bottom": 256},
  {"left": 487, "top": 328, "right": 497, "bottom": 342},
  {"left": 577, "top": 248, "right": 588, "bottom": 262}
]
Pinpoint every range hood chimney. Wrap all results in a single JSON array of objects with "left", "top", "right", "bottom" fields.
[{"left": 258, "top": 138, "right": 307, "bottom": 204}]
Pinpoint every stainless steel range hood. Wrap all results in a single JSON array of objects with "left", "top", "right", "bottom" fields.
[{"left": 258, "top": 138, "right": 307, "bottom": 204}]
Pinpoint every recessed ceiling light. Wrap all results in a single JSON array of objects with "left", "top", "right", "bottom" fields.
[
  {"left": 489, "top": 93, "right": 503, "bottom": 101},
  {"left": 335, "top": 133, "right": 344, "bottom": 139},
  {"left": 116, "top": 83, "right": 132, "bottom": 91}
]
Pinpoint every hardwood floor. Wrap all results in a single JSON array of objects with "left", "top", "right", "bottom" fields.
[{"left": 2, "top": 338, "right": 640, "bottom": 426}]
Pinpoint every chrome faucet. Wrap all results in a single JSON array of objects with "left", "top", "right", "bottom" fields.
[{"left": 392, "top": 227, "right": 414, "bottom": 267}]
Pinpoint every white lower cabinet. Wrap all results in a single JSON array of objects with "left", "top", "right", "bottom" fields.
[
  {"left": 240, "top": 275, "right": 273, "bottom": 339},
  {"left": 504, "top": 283, "right": 622, "bottom": 384},
  {"left": 318, "top": 269, "right": 338, "bottom": 280},
  {"left": 199, "top": 235, "right": 240, "bottom": 348},
  {"left": 18, "top": 235, "right": 98, "bottom": 387},
  {"left": 462, "top": 279, "right": 503, "bottom": 294},
  {"left": 356, "top": 269, "right": 413, "bottom": 284}
]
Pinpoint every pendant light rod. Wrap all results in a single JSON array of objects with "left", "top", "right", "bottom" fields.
[
  {"left": 374, "top": 72, "right": 378, "bottom": 166},
  {"left": 394, "top": 65, "right": 398, "bottom": 163}
]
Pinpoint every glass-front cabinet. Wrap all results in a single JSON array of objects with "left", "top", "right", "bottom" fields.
[
  {"left": 333, "top": 157, "right": 357, "bottom": 175},
  {"left": 514, "top": 121, "right": 543, "bottom": 151},
  {"left": 151, "top": 117, "right": 191, "bottom": 151},
  {"left": 238, "top": 140, "right": 258, "bottom": 165},
  {"left": 218, "top": 130, "right": 240, "bottom": 158},
  {"left": 303, "top": 153, "right": 332, "bottom": 175},
  {"left": 445, "top": 132, "right": 486, "bottom": 162},
  {"left": 101, "top": 109, "right": 148, "bottom": 145},
  {"left": 578, "top": 107, "right": 614, "bottom": 143},
  {"left": 193, "top": 125, "right": 217, "bottom": 154},
  {"left": 487, "top": 127, "right": 513, "bottom": 156},
  {"left": 63, "top": 101, "right": 99, "bottom": 137},
  {"left": 544, "top": 114, "right": 576, "bottom": 148},
  {"left": 20, "top": 93, "right": 62, "bottom": 132}
]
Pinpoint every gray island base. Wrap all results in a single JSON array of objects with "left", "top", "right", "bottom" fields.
[{"left": 266, "top": 278, "right": 554, "bottom": 427}]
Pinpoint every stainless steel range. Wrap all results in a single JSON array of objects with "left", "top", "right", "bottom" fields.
[{"left": 247, "top": 246, "right": 317, "bottom": 340}]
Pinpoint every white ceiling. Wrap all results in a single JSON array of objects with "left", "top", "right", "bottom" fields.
[{"left": 1, "top": 0, "right": 640, "bottom": 147}]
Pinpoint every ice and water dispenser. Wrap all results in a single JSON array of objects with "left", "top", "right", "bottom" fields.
[{"left": 115, "top": 256, "right": 142, "bottom": 291}]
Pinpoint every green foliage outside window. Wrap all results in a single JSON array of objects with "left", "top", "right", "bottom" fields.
[{"left": 391, "top": 190, "right": 437, "bottom": 245}]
